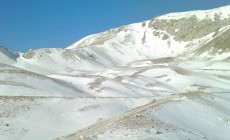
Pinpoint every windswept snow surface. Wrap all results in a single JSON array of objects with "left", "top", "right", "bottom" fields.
[{"left": 1, "top": 5, "right": 230, "bottom": 140}]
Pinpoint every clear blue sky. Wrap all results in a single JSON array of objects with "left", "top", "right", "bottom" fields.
[{"left": 0, "top": 0, "right": 229, "bottom": 52}]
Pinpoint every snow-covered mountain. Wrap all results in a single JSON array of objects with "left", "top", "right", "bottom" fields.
[
  {"left": 1, "top": 5, "right": 228, "bottom": 75},
  {"left": 67, "top": 5, "right": 230, "bottom": 60},
  {"left": 0, "top": 5, "right": 230, "bottom": 140}
]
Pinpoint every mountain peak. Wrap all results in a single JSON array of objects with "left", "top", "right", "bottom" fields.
[
  {"left": 66, "top": 5, "right": 230, "bottom": 62},
  {"left": 156, "top": 5, "right": 230, "bottom": 21}
]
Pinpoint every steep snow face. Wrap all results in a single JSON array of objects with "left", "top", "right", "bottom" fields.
[{"left": 67, "top": 21, "right": 188, "bottom": 61}]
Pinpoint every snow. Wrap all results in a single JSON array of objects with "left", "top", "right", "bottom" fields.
[
  {"left": 156, "top": 5, "right": 230, "bottom": 21},
  {"left": 148, "top": 95, "right": 230, "bottom": 139},
  {"left": 93, "top": 93, "right": 230, "bottom": 140},
  {"left": 0, "top": 47, "right": 18, "bottom": 65},
  {"left": 0, "top": 97, "right": 153, "bottom": 140},
  {"left": 0, "top": 4, "right": 230, "bottom": 140}
]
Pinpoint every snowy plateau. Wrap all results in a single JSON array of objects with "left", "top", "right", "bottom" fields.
[{"left": 1, "top": 5, "right": 230, "bottom": 140}]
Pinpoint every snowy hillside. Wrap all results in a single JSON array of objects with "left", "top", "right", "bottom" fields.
[
  {"left": 0, "top": 63, "right": 88, "bottom": 97},
  {"left": 0, "top": 5, "right": 230, "bottom": 140},
  {"left": 0, "top": 46, "right": 18, "bottom": 65}
]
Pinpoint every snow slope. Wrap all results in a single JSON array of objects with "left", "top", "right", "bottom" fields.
[
  {"left": 0, "top": 63, "right": 88, "bottom": 97},
  {"left": 93, "top": 92, "right": 230, "bottom": 140},
  {"left": 0, "top": 96, "right": 152, "bottom": 140},
  {"left": 0, "top": 46, "right": 18, "bottom": 65}
]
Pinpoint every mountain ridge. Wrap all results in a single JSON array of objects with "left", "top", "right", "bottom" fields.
[
  {"left": 0, "top": 5, "right": 230, "bottom": 75},
  {"left": 67, "top": 5, "right": 230, "bottom": 49}
]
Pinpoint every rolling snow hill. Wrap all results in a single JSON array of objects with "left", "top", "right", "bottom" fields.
[{"left": 0, "top": 46, "right": 18, "bottom": 65}]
